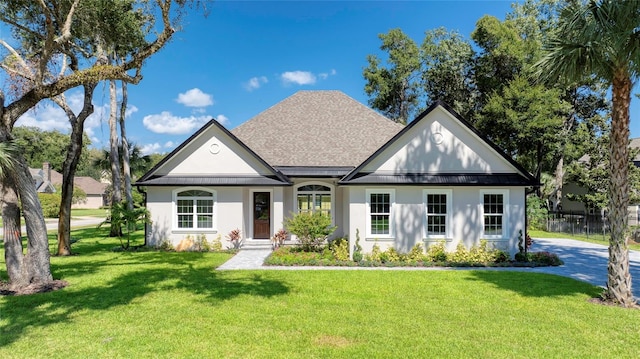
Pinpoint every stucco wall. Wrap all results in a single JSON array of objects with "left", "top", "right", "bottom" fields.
[
  {"left": 347, "top": 186, "right": 525, "bottom": 258},
  {"left": 146, "top": 186, "right": 244, "bottom": 247},
  {"left": 72, "top": 194, "right": 104, "bottom": 209}
]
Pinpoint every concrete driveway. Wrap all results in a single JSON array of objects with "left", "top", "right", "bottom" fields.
[{"left": 528, "top": 237, "right": 640, "bottom": 299}]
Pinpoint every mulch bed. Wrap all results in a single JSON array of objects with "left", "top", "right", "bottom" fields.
[{"left": 0, "top": 280, "right": 68, "bottom": 296}]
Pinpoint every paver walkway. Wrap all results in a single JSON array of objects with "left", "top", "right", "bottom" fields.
[{"left": 217, "top": 237, "right": 640, "bottom": 299}]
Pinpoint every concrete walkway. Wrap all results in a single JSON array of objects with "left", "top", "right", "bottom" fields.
[{"left": 217, "top": 237, "right": 640, "bottom": 299}]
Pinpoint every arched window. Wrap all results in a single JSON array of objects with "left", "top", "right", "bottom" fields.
[
  {"left": 175, "top": 189, "right": 216, "bottom": 230},
  {"left": 296, "top": 183, "right": 332, "bottom": 217}
]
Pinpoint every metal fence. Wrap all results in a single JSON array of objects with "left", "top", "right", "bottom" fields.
[{"left": 546, "top": 211, "right": 609, "bottom": 240}]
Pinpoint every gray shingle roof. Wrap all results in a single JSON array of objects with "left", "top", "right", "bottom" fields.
[{"left": 231, "top": 91, "right": 405, "bottom": 167}]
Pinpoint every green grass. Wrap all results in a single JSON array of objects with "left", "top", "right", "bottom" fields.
[
  {"left": 530, "top": 229, "right": 640, "bottom": 251},
  {"left": 1, "top": 228, "right": 640, "bottom": 358},
  {"left": 70, "top": 208, "right": 109, "bottom": 218}
]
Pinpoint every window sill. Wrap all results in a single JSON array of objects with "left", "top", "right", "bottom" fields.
[
  {"left": 365, "top": 236, "right": 394, "bottom": 242},
  {"left": 172, "top": 229, "right": 218, "bottom": 234}
]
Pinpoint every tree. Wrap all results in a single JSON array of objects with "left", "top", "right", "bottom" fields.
[
  {"left": 363, "top": 28, "right": 421, "bottom": 124},
  {"left": 535, "top": 0, "right": 640, "bottom": 307},
  {"left": 477, "top": 76, "right": 571, "bottom": 182},
  {"left": 0, "top": 0, "right": 208, "bottom": 289},
  {"left": 420, "top": 28, "right": 476, "bottom": 120}
]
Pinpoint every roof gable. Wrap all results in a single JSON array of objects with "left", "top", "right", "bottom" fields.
[
  {"left": 231, "top": 91, "right": 404, "bottom": 167},
  {"left": 341, "top": 101, "right": 537, "bottom": 185},
  {"left": 137, "top": 119, "right": 290, "bottom": 185}
]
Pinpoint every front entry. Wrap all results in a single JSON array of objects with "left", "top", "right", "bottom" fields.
[{"left": 253, "top": 192, "right": 271, "bottom": 239}]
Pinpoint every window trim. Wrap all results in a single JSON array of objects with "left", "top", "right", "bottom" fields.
[
  {"left": 480, "top": 189, "right": 509, "bottom": 239},
  {"left": 365, "top": 188, "right": 395, "bottom": 239},
  {"left": 172, "top": 187, "right": 217, "bottom": 232},
  {"left": 423, "top": 189, "right": 452, "bottom": 239},
  {"left": 294, "top": 181, "right": 335, "bottom": 224}
]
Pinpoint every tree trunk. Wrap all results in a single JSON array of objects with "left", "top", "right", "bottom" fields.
[
  {"left": 605, "top": 72, "right": 635, "bottom": 307},
  {"left": 119, "top": 81, "right": 133, "bottom": 211},
  {"left": 0, "top": 127, "right": 52, "bottom": 286},
  {"left": 108, "top": 79, "right": 122, "bottom": 237},
  {"left": 57, "top": 84, "right": 96, "bottom": 255},
  {"left": 1, "top": 174, "right": 27, "bottom": 288}
]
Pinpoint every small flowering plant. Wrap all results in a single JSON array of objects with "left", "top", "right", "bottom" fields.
[
  {"left": 227, "top": 228, "right": 242, "bottom": 249},
  {"left": 271, "top": 228, "right": 288, "bottom": 249}
]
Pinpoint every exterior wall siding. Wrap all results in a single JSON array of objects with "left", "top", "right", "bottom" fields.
[
  {"left": 347, "top": 186, "right": 525, "bottom": 258},
  {"left": 146, "top": 186, "right": 244, "bottom": 248}
]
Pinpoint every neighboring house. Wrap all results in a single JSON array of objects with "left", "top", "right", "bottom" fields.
[
  {"left": 136, "top": 91, "right": 537, "bottom": 256},
  {"left": 30, "top": 162, "right": 108, "bottom": 209},
  {"left": 559, "top": 138, "right": 640, "bottom": 225}
]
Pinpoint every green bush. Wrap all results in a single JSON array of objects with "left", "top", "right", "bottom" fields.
[
  {"left": 284, "top": 211, "right": 336, "bottom": 252},
  {"left": 527, "top": 195, "right": 548, "bottom": 230},
  {"left": 407, "top": 243, "right": 425, "bottom": 262},
  {"left": 353, "top": 229, "right": 363, "bottom": 262},
  {"left": 365, "top": 243, "right": 382, "bottom": 262},
  {"left": 211, "top": 234, "right": 223, "bottom": 252},
  {"left": 528, "top": 251, "right": 564, "bottom": 266},
  {"left": 194, "top": 233, "right": 211, "bottom": 252},
  {"left": 426, "top": 241, "right": 447, "bottom": 262},
  {"left": 329, "top": 237, "right": 349, "bottom": 261},
  {"left": 38, "top": 192, "right": 60, "bottom": 218},
  {"left": 379, "top": 247, "right": 402, "bottom": 263}
]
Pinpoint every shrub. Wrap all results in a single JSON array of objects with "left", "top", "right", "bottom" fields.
[
  {"left": 157, "top": 238, "right": 174, "bottom": 251},
  {"left": 353, "top": 228, "right": 363, "bottom": 262},
  {"left": 284, "top": 211, "right": 336, "bottom": 252},
  {"left": 527, "top": 195, "right": 548, "bottom": 230},
  {"left": 194, "top": 233, "right": 211, "bottom": 252},
  {"left": 211, "top": 234, "right": 223, "bottom": 252},
  {"left": 426, "top": 241, "right": 447, "bottom": 262},
  {"left": 227, "top": 228, "right": 242, "bottom": 249},
  {"left": 379, "top": 247, "right": 402, "bottom": 263},
  {"left": 38, "top": 193, "right": 60, "bottom": 218},
  {"left": 407, "top": 243, "right": 425, "bottom": 262},
  {"left": 529, "top": 251, "right": 564, "bottom": 266},
  {"left": 366, "top": 243, "right": 382, "bottom": 262},
  {"left": 329, "top": 237, "right": 349, "bottom": 261},
  {"left": 449, "top": 243, "right": 470, "bottom": 263}
]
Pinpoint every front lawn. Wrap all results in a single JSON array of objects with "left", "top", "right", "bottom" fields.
[{"left": 1, "top": 228, "right": 639, "bottom": 358}]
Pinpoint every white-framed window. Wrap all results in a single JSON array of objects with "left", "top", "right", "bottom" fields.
[
  {"left": 295, "top": 182, "right": 333, "bottom": 219},
  {"left": 173, "top": 188, "right": 217, "bottom": 230},
  {"left": 424, "top": 189, "right": 452, "bottom": 238},
  {"left": 366, "top": 189, "right": 395, "bottom": 238},
  {"left": 480, "top": 190, "right": 509, "bottom": 238}
]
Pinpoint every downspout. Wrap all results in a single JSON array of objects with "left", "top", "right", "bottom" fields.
[{"left": 137, "top": 185, "right": 148, "bottom": 246}]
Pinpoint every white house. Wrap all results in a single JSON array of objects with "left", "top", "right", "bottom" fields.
[{"left": 136, "top": 91, "right": 537, "bottom": 256}]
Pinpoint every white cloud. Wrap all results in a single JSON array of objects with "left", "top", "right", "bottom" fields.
[
  {"left": 244, "top": 76, "right": 268, "bottom": 91},
  {"left": 281, "top": 71, "right": 316, "bottom": 85},
  {"left": 176, "top": 88, "right": 214, "bottom": 107},
  {"left": 14, "top": 91, "right": 142, "bottom": 148},
  {"left": 215, "top": 114, "right": 229, "bottom": 126},
  {"left": 319, "top": 69, "right": 337, "bottom": 80},
  {"left": 164, "top": 141, "right": 175, "bottom": 148},
  {"left": 140, "top": 143, "right": 162, "bottom": 155},
  {"left": 142, "top": 111, "right": 210, "bottom": 134}
]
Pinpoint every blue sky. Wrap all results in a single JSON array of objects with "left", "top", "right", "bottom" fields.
[{"left": 12, "top": 1, "right": 640, "bottom": 155}]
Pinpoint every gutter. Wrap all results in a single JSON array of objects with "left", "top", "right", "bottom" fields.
[{"left": 136, "top": 185, "right": 148, "bottom": 246}]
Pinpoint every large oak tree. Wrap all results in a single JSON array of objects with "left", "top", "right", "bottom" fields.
[{"left": 0, "top": 0, "right": 208, "bottom": 289}]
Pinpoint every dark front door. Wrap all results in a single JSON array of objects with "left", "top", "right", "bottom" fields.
[{"left": 253, "top": 192, "right": 271, "bottom": 239}]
